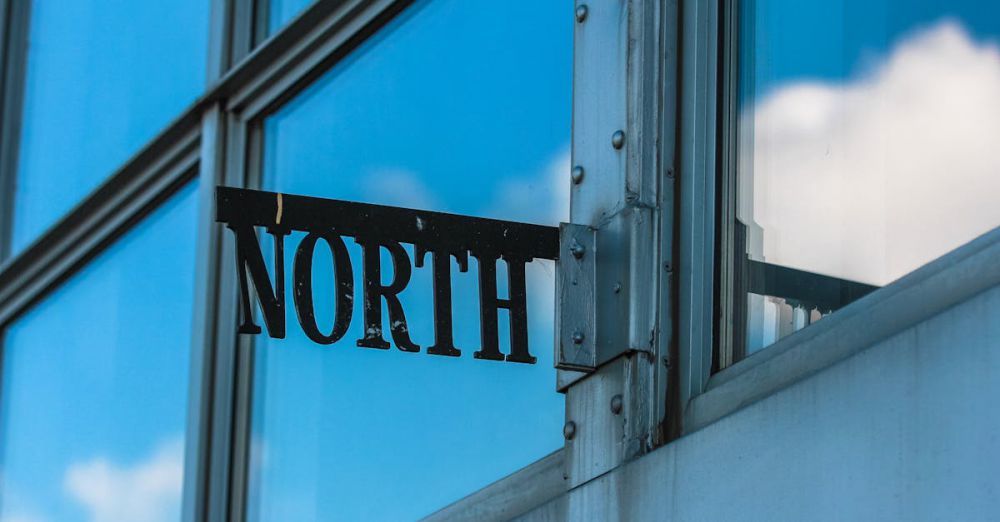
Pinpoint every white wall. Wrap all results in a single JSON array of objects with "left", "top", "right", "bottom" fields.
[{"left": 524, "top": 281, "right": 1000, "bottom": 521}]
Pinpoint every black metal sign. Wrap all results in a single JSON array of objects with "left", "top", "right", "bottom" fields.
[{"left": 216, "top": 187, "right": 559, "bottom": 364}]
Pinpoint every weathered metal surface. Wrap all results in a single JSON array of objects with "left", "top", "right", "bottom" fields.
[
  {"left": 557, "top": 223, "right": 597, "bottom": 370},
  {"left": 571, "top": 0, "right": 627, "bottom": 225},
  {"left": 556, "top": 206, "right": 659, "bottom": 373},
  {"left": 556, "top": 369, "right": 588, "bottom": 392},
  {"left": 594, "top": 206, "right": 657, "bottom": 366},
  {"left": 564, "top": 357, "right": 626, "bottom": 489},
  {"left": 560, "top": 0, "right": 673, "bottom": 501}
]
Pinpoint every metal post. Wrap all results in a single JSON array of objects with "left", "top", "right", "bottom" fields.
[{"left": 561, "top": 0, "right": 677, "bottom": 491}]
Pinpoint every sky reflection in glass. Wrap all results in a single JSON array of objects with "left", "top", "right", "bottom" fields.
[
  {"left": 741, "top": 0, "right": 1000, "bottom": 353},
  {"left": 11, "top": 0, "right": 208, "bottom": 254},
  {"left": 0, "top": 184, "right": 198, "bottom": 522},
  {"left": 246, "top": 1, "right": 572, "bottom": 520}
]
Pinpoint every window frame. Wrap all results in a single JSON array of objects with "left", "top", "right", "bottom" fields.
[
  {"left": 703, "top": 0, "right": 1000, "bottom": 438},
  {"left": 0, "top": 0, "right": 709, "bottom": 519},
  {"left": 713, "top": 0, "right": 887, "bottom": 373},
  {"left": 0, "top": 0, "right": 29, "bottom": 262}
]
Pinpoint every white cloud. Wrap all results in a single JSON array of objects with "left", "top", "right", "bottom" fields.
[
  {"left": 362, "top": 168, "right": 441, "bottom": 210},
  {"left": 482, "top": 147, "right": 570, "bottom": 321},
  {"left": 486, "top": 146, "right": 571, "bottom": 225},
  {"left": 64, "top": 437, "right": 184, "bottom": 522},
  {"left": 748, "top": 20, "right": 1000, "bottom": 285}
]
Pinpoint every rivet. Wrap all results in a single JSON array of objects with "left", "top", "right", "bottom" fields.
[
  {"left": 663, "top": 262, "right": 673, "bottom": 272},
  {"left": 571, "top": 165, "right": 585, "bottom": 184},
  {"left": 610, "top": 394, "right": 623, "bottom": 415},
  {"left": 570, "top": 241, "right": 585, "bottom": 259},
  {"left": 666, "top": 168, "right": 675, "bottom": 178},
  {"left": 575, "top": 4, "right": 588, "bottom": 23},
  {"left": 613, "top": 282, "right": 622, "bottom": 294},
  {"left": 572, "top": 331, "right": 585, "bottom": 345},
  {"left": 612, "top": 130, "right": 625, "bottom": 150},
  {"left": 564, "top": 421, "right": 577, "bottom": 440}
]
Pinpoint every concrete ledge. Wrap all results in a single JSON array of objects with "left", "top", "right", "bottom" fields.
[
  {"left": 687, "top": 225, "right": 1000, "bottom": 433},
  {"left": 421, "top": 450, "right": 566, "bottom": 522},
  {"left": 520, "top": 270, "right": 1000, "bottom": 521}
]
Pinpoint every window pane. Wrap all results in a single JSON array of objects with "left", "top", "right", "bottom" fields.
[
  {"left": 11, "top": 0, "right": 208, "bottom": 254},
  {"left": 0, "top": 184, "right": 198, "bottom": 522},
  {"left": 736, "top": 0, "right": 1000, "bottom": 356},
  {"left": 247, "top": 1, "right": 571, "bottom": 520}
]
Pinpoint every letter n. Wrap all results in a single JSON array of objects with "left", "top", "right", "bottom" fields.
[{"left": 229, "top": 224, "right": 288, "bottom": 338}]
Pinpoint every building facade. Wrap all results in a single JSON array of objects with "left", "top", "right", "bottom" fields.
[{"left": 0, "top": 0, "right": 997, "bottom": 521}]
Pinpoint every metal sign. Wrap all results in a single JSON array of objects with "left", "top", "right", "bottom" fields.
[{"left": 215, "top": 186, "right": 559, "bottom": 364}]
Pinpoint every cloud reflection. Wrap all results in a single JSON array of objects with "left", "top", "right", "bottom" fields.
[
  {"left": 749, "top": 20, "right": 1000, "bottom": 285},
  {"left": 63, "top": 438, "right": 183, "bottom": 522}
]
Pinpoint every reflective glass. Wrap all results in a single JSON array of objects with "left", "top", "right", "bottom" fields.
[
  {"left": 736, "top": 0, "right": 1000, "bottom": 356},
  {"left": 0, "top": 184, "right": 198, "bottom": 522},
  {"left": 12, "top": 0, "right": 208, "bottom": 254},
  {"left": 247, "top": 1, "right": 571, "bottom": 519}
]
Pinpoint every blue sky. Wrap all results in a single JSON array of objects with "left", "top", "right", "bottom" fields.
[
  {"left": 251, "top": 0, "right": 572, "bottom": 519},
  {"left": 4, "top": 0, "right": 1000, "bottom": 521},
  {"left": 12, "top": 0, "right": 207, "bottom": 255},
  {"left": 748, "top": 0, "right": 1000, "bottom": 95},
  {"left": 743, "top": 0, "right": 1000, "bottom": 353},
  {"left": 1, "top": 184, "right": 197, "bottom": 522}
]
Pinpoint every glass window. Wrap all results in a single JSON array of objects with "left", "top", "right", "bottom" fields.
[
  {"left": 0, "top": 184, "right": 198, "bottom": 522},
  {"left": 246, "top": 1, "right": 571, "bottom": 519},
  {"left": 731, "top": 0, "right": 1000, "bottom": 358},
  {"left": 11, "top": 0, "right": 208, "bottom": 254}
]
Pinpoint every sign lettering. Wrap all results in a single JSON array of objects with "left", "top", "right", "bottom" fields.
[{"left": 215, "top": 187, "right": 560, "bottom": 364}]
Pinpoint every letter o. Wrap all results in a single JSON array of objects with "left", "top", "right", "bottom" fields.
[{"left": 293, "top": 231, "right": 354, "bottom": 344}]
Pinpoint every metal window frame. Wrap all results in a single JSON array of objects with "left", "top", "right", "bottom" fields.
[
  {"left": 675, "top": 0, "right": 720, "bottom": 421},
  {"left": 192, "top": 2, "right": 419, "bottom": 521},
  {"left": 0, "top": 0, "right": 29, "bottom": 262},
  {"left": 713, "top": 0, "right": 881, "bottom": 373},
  {"left": 715, "top": 0, "right": 742, "bottom": 370}
]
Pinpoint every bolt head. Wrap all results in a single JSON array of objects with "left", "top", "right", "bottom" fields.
[
  {"left": 610, "top": 394, "right": 623, "bottom": 415},
  {"left": 563, "top": 421, "right": 577, "bottom": 440},
  {"left": 612, "top": 130, "right": 625, "bottom": 150},
  {"left": 575, "top": 4, "right": 588, "bottom": 22},
  {"left": 572, "top": 331, "right": 585, "bottom": 345},
  {"left": 570, "top": 241, "right": 585, "bottom": 259},
  {"left": 571, "top": 165, "right": 585, "bottom": 184}
]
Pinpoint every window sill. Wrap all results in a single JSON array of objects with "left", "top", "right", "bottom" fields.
[
  {"left": 687, "top": 224, "right": 1000, "bottom": 434},
  {"left": 420, "top": 450, "right": 565, "bottom": 522}
]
